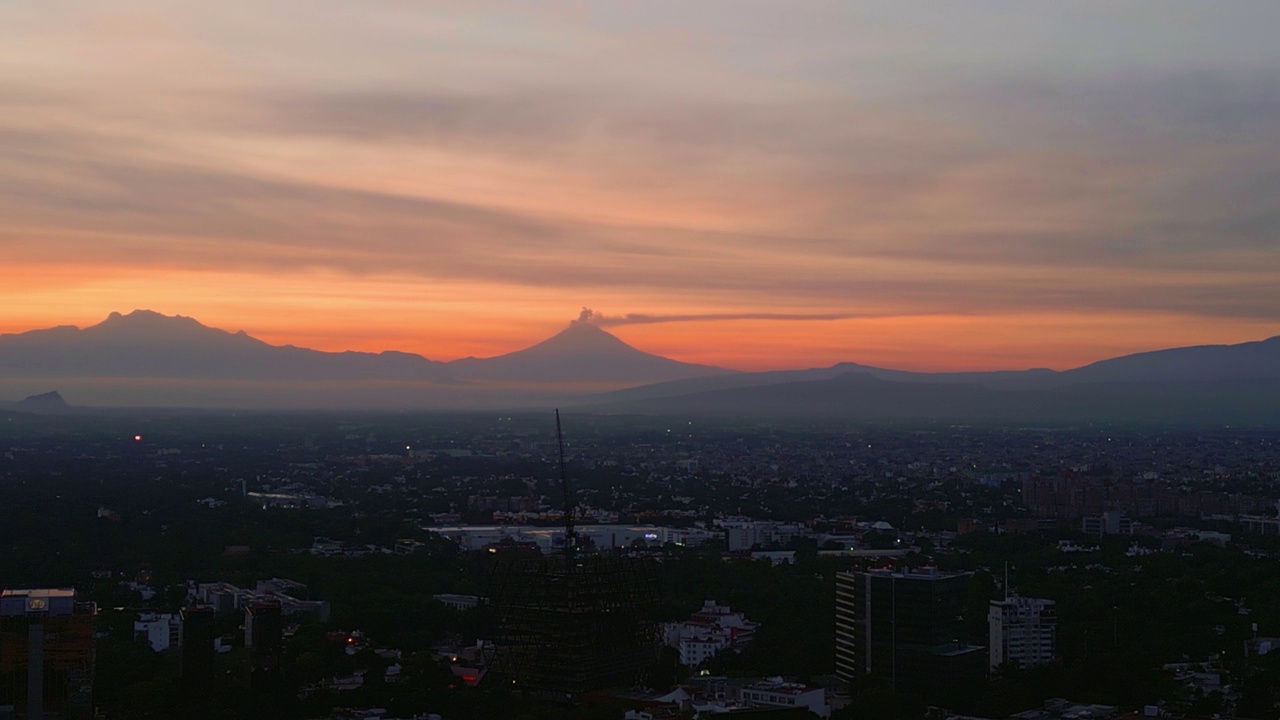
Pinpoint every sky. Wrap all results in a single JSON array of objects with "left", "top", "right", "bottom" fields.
[{"left": 2, "top": 1, "right": 1279, "bottom": 372}]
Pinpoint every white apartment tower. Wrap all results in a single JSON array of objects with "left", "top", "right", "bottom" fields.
[{"left": 988, "top": 597, "right": 1056, "bottom": 670}]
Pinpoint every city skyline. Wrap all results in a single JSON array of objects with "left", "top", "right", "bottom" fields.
[{"left": 4, "top": 2, "right": 1280, "bottom": 372}]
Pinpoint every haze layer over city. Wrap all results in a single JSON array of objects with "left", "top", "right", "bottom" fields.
[{"left": 2, "top": 3, "right": 1280, "bottom": 720}]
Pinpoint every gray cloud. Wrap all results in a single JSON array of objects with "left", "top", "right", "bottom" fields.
[
  {"left": 3, "top": 3, "right": 1280, "bottom": 333},
  {"left": 2, "top": 117, "right": 1278, "bottom": 324},
  {"left": 961, "top": 66, "right": 1280, "bottom": 145},
  {"left": 574, "top": 307, "right": 885, "bottom": 326},
  {"left": 241, "top": 90, "right": 594, "bottom": 148}
]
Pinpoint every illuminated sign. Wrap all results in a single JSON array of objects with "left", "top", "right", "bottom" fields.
[{"left": 26, "top": 598, "right": 47, "bottom": 611}]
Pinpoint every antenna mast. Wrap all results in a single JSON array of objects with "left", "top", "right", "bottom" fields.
[{"left": 556, "top": 409, "right": 576, "bottom": 563}]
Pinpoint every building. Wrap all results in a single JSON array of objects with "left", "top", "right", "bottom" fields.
[
  {"left": 835, "top": 568, "right": 984, "bottom": 699},
  {"left": 1082, "top": 511, "right": 1133, "bottom": 536},
  {"left": 716, "top": 521, "right": 808, "bottom": 552},
  {"left": 751, "top": 551, "right": 797, "bottom": 566},
  {"left": 1009, "top": 697, "right": 1119, "bottom": 720},
  {"left": 432, "top": 594, "right": 483, "bottom": 611},
  {"left": 254, "top": 578, "right": 307, "bottom": 597},
  {"left": 1246, "top": 636, "right": 1280, "bottom": 657},
  {"left": 179, "top": 605, "right": 216, "bottom": 692},
  {"left": 394, "top": 538, "right": 425, "bottom": 555},
  {"left": 487, "top": 554, "right": 661, "bottom": 703},
  {"left": 989, "top": 597, "right": 1056, "bottom": 670},
  {"left": 1241, "top": 513, "right": 1280, "bottom": 535},
  {"left": 195, "top": 579, "right": 330, "bottom": 622},
  {"left": 662, "top": 600, "right": 758, "bottom": 667},
  {"left": 0, "top": 588, "right": 97, "bottom": 720},
  {"left": 739, "top": 678, "right": 831, "bottom": 718},
  {"left": 245, "top": 601, "right": 284, "bottom": 689},
  {"left": 430, "top": 524, "right": 706, "bottom": 553},
  {"left": 194, "top": 582, "right": 241, "bottom": 614},
  {"left": 134, "top": 612, "right": 181, "bottom": 653},
  {"left": 679, "top": 676, "right": 831, "bottom": 718},
  {"left": 725, "top": 526, "right": 766, "bottom": 553},
  {"left": 255, "top": 579, "right": 330, "bottom": 622}
]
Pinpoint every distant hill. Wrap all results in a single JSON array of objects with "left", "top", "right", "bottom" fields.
[
  {"left": 446, "top": 320, "right": 729, "bottom": 386},
  {"left": 0, "top": 310, "right": 444, "bottom": 382},
  {"left": 588, "top": 335, "right": 1280, "bottom": 406},
  {"left": 584, "top": 363, "right": 1063, "bottom": 405},
  {"left": 1061, "top": 336, "right": 1280, "bottom": 384},
  {"left": 588, "top": 372, "right": 1280, "bottom": 425},
  {"left": 583, "top": 335, "right": 1280, "bottom": 424},
  {"left": 14, "top": 390, "right": 72, "bottom": 414},
  {"left": 583, "top": 366, "right": 856, "bottom": 405},
  {"left": 596, "top": 372, "right": 1003, "bottom": 419}
]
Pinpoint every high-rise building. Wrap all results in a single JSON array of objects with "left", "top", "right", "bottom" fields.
[
  {"left": 487, "top": 554, "right": 661, "bottom": 703},
  {"left": 988, "top": 597, "right": 1056, "bottom": 671},
  {"left": 0, "top": 588, "right": 97, "bottom": 720},
  {"left": 244, "top": 601, "right": 283, "bottom": 690},
  {"left": 179, "top": 605, "right": 216, "bottom": 692},
  {"left": 835, "top": 568, "right": 984, "bottom": 698}
]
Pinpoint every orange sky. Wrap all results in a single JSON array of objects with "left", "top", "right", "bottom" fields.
[{"left": 2, "top": 2, "right": 1279, "bottom": 372}]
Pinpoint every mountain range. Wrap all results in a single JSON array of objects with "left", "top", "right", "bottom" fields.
[
  {"left": 589, "top": 336, "right": 1280, "bottom": 401},
  {"left": 2, "top": 310, "right": 1279, "bottom": 423},
  {"left": 0, "top": 310, "right": 725, "bottom": 409},
  {"left": 583, "top": 336, "right": 1280, "bottom": 424},
  {"left": 0, "top": 310, "right": 724, "bottom": 385}
]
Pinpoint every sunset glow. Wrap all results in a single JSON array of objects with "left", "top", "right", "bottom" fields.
[{"left": 3, "top": 2, "right": 1278, "bottom": 372}]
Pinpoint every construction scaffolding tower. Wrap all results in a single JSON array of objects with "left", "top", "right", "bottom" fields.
[
  {"left": 0, "top": 589, "right": 97, "bottom": 720},
  {"left": 485, "top": 552, "right": 661, "bottom": 703}
]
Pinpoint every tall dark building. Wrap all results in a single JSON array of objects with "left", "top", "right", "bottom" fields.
[
  {"left": 0, "top": 588, "right": 97, "bottom": 720},
  {"left": 487, "top": 554, "right": 661, "bottom": 703},
  {"left": 179, "top": 605, "right": 216, "bottom": 692},
  {"left": 244, "top": 601, "right": 283, "bottom": 690},
  {"left": 835, "top": 568, "right": 983, "bottom": 699}
]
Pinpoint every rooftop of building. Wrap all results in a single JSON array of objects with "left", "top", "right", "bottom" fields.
[
  {"left": 741, "top": 678, "right": 821, "bottom": 695},
  {"left": 686, "top": 676, "right": 821, "bottom": 694},
  {"left": 1, "top": 588, "right": 75, "bottom": 599},
  {"left": 1010, "top": 698, "right": 1120, "bottom": 720},
  {"left": 1, "top": 588, "right": 91, "bottom": 617},
  {"left": 992, "top": 595, "right": 1057, "bottom": 607},
  {"left": 431, "top": 523, "right": 666, "bottom": 534},
  {"left": 932, "top": 642, "right": 986, "bottom": 657},
  {"left": 841, "top": 566, "right": 971, "bottom": 580}
]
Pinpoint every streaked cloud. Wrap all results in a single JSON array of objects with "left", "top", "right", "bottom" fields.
[
  {"left": 574, "top": 308, "right": 886, "bottom": 327},
  {"left": 1, "top": 0, "right": 1278, "bottom": 370}
]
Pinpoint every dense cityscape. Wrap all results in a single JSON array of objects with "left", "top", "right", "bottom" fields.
[
  {"left": 3, "top": 410, "right": 1280, "bottom": 718},
  {"left": 6, "top": 1, "right": 1280, "bottom": 718}
]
